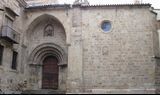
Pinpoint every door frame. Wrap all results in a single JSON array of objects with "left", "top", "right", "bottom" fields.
[
  {"left": 28, "top": 43, "right": 67, "bottom": 91},
  {"left": 42, "top": 56, "right": 59, "bottom": 89}
]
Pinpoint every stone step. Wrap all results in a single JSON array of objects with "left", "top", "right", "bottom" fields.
[{"left": 22, "top": 90, "right": 66, "bottom": 94}]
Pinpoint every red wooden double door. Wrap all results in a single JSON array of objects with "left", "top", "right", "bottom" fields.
[{"left": 42, "top": 56, "right": 59, "bottom": 89}]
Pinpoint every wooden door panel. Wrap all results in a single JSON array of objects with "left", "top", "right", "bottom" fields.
[{"left": 42, "top": 56, "right": 59, "bottom": 89}]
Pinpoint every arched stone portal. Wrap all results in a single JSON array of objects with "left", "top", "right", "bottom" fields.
[
  {"left": 28, "top": 43, "right": 67, "bottom": 91},
  {"left": 26, "top": 14, "right": 68, "bottom": 91}
]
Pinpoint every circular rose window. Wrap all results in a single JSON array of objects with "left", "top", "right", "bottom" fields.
[{"left": 101, "top": 21, "right": 111, "bottom": 32}]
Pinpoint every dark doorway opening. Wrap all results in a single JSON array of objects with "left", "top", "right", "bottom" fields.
[{"left": 42, "top": 56, "right": 59, "bottom": 89}]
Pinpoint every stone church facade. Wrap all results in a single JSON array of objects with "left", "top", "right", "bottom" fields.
[{"left": 0, "top": 0, "right": 160, "bottom": 94}]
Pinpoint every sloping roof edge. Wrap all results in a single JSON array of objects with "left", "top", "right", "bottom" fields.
[
  {"left": 26, "top": 4, "right": 71, "bottom": 9},
  {"left": 25, "top": 3, "right": 151, "bottom": 10},
  {"left": 81, "top": 3, "right": 151, "bottom": 7}
]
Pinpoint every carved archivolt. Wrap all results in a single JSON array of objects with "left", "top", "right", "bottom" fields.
[{"left": 29, "top": 43, "right": 67, "bottom": 66}]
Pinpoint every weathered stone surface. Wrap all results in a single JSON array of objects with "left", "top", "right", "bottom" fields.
[
  {"left": 0, "top": 0, "right": 159, "bottom": 94},
  {"left": 82, "top": 6, "right": 156, "bottom": 93},
  {"left": 22, "top": 89, "right": 66, "bottom": 94}
]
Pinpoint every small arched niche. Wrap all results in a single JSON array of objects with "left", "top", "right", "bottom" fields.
[{"left": 44, "top": 24, "right": 54, "bottom": 37}]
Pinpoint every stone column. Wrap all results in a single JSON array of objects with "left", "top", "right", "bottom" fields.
[{"left": 67, "top": 7, "right": 83, "bottom": 93}]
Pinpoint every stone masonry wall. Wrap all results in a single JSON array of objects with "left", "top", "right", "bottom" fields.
[
  {"left": 155, "top": 10, "right": 160, "bottom": 94},
  {"left": 82, "top": 6, "right": 157, "bottom": 94},
  {"left": 0, "top": 1, "right": 159, "bottom": 94},
  {"left": 0, "top": 0, "right": 20, "bottom": 15},
  {"left": 0, "top": 0, "right": 26, "bottom": 94}
]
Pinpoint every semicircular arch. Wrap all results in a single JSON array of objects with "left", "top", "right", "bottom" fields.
[{"left": 29, "top": 43, "right": 66, "bottom": 66}]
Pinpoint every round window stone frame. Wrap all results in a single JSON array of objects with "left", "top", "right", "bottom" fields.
[{"left": 101, "top": 20, "right": 112, "bottom": 33}]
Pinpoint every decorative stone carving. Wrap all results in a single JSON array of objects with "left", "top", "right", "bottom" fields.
[{"left": 44, "top": 24, "right": 54, "bottom": 37}]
